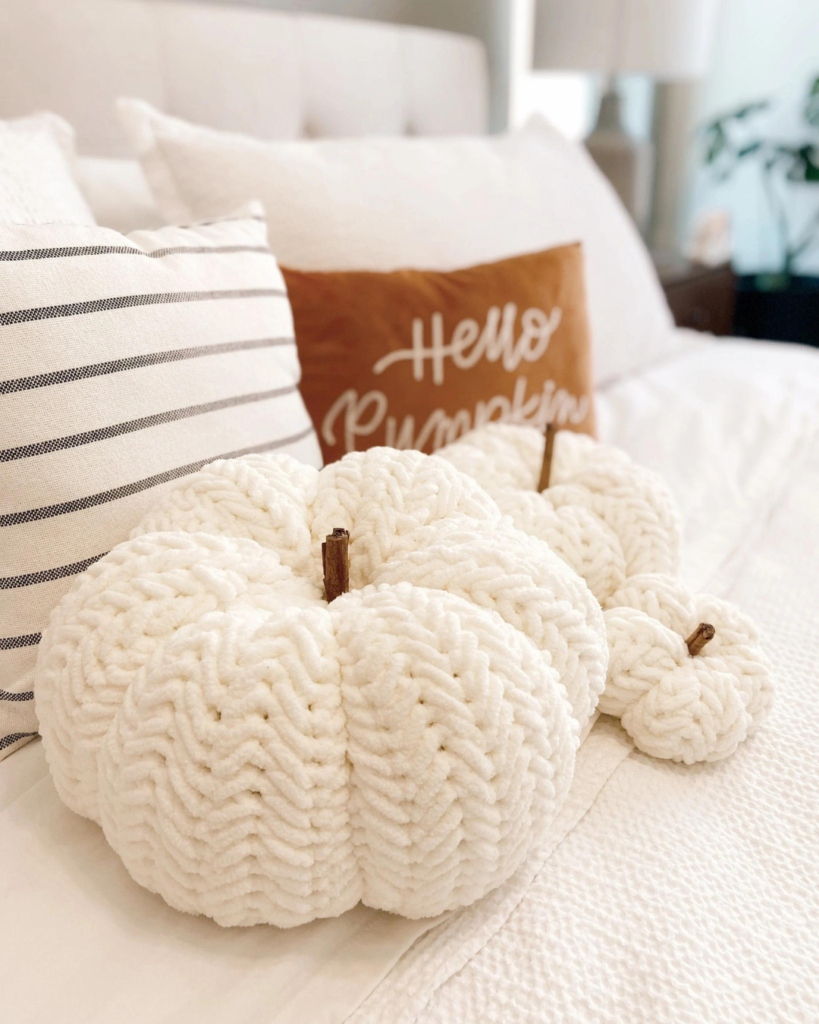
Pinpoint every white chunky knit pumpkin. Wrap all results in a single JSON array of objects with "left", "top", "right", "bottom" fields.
[
  {"left": 602, "top": 574, "right": 773, "bottom": 763},
  {"left": 438, "top": 424, "right": 682, "bottom": 604},
  {"left": 35, "top": 448, "right": 607, "bottom": 927}
]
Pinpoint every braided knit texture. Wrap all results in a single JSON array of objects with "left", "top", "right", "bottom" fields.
[
  {"left": 437, "top": 424, "right": 682, "bottom": 604},
  {"left": 438, "top": 426, "right": 772, "bottom": 764},
  {"left": 602, "top": 573, "right": 773, "bottom": 764},
  {"left": 35, "top": 448, "right": 606, "bottom": 926}
]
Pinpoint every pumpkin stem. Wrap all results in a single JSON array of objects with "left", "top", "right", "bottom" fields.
[
  {"left": 685, "top": 622, "right": 716, "bottom": 657},
  {"left": 322, "top": 528, "right": 350, "bottom": 603},
  {"left": 538, "top": 422, "right": 557, "bottom": 491}
]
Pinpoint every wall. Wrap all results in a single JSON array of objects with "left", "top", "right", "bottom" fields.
[{"left": 507, "top": 0, "right": 652, "bottom": 144}]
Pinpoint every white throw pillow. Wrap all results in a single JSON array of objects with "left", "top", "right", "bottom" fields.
[
  {"left": 0, "top": 205, "right": 321, "bottom": 760},
  {"left": 119, "top": 99, "right": 674, "bottom": 384},
  {"left": 75, "top": 157, "right": 163, "bottom": 233},
  {"left": 0, "top": 112, "right": 95, "bottom": 225}
]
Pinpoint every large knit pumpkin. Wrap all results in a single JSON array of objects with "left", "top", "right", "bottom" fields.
[
  {"left": 35, "top": 448, "right": 607, "bottom": 927},
  {"left": 603, "top": 574, "right": 773, "bottom": 764},
  {"left": 438, "top": 424, "right": 682, "bottom": 604}
]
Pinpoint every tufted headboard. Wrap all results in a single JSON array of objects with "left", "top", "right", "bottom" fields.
[{"left": 0, "top": 0, "right": 489, "bottom": 157}]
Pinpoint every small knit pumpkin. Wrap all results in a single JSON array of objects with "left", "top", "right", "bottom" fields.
[
  {"left": 602, "top": 573, "right": 773, "bottom": 764},
  {"left": 35, "top": 448, "right": 607, "bottom": 927}
]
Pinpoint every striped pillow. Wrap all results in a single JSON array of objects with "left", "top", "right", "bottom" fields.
[{"left": 0, "top": 207, "right": 322, "bottom": 760}]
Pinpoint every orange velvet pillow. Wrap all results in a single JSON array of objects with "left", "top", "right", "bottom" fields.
[{"left": 283, "top": 243, "right": 595, "bottom": 464}]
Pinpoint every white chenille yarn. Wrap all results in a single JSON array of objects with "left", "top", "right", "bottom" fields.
[
  {"left": 376, "top": 518, "right": 606, "bottom": 727},
  {"left": 129, "top": 453, "right": 319, "bottom": 574},
  {"left": 129, "top": 446, "right": 604, "bottom": 726},
  {"left": 96, "top": 585, "right": 575, "bottom": 926},
  {"left": 35, "top": 532, "right": 321, "bottom": 821},
  {"left": 134, "top": 448, "right": 500, "bottom": 585},
  {"left": 603, "top": 574, "right": 773, "bottom": 764},
  {"left": 36, "top": 448, "right": 606, "bottom": 926},
  {"left": 437, "top": 424, "right": 682, "bottom": 604}
]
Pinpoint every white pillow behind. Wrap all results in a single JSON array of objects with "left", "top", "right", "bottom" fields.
[
  {"left": 0, "top": 112, "right": 95, "bottom": 225},
  {"left": 119, "top": 98, "right": 674, "bottom": 384},
  {"left": 75, "top": 157, "right": 163, "bottom": 233}
]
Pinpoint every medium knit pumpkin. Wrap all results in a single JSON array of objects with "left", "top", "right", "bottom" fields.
[
  {"left": 35, "top": 448, "right": 607, "bottom": 926},
  {"left": 602, "top": 573, "right": 773, "bottom": 764},
  {"left": 437, "top": 424, "right": 682, "bottom": 604}
]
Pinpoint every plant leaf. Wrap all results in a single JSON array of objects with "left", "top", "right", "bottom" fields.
[
  {"left": 733, "top": 100, "right": 770, "bottom": 120},
  {"left": 803, "top": 146, "right": 819, "bottom": 181},
  {"left": 705, "top": 123, "right": 726, "bottom": 165},
  {"left": 737, "top": 141, "right": 763, "bottom": 159},
  {"left": 805, "top": 74, "right": 819, "bottom": 127},
  {"left": 785, "top": 145, "right": 819, "bottom": 182}
]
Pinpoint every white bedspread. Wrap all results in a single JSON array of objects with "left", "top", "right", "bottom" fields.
[
  {"left": 350, "top": 336, "right": 819, "bottom": 1024},
  {"left": 3, "top": 334, "right": 818, "bottom": 1024}
]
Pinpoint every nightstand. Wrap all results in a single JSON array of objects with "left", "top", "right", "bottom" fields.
[{"left": 652, "top": 253, "right": 737, "bottom": 336}]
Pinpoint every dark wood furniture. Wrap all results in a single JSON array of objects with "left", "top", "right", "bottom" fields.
[{"left": 653, "top": 253, "right": 737, "bottom": 336}]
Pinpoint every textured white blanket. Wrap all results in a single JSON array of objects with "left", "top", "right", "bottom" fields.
[{"left": 352, "top": 337, "right": 819, "bottom": 1024}]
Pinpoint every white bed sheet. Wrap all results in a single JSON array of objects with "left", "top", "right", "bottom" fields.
[
  {"left": 596, "top": 333, "right": 819, "bottom": 592},
  {"left": 351, "top": 334, "right": 819, "bottom": 1024}
]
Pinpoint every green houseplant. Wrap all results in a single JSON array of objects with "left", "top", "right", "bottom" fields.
[{"left": 702, "top": 76, "right": 819, "bottom": 344}]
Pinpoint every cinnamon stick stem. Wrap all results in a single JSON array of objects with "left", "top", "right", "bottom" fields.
[
  {"left": 538, "top": 422, "right": 557, "bottom": 491},
  {"left": 322, "top": 528, "right": 350, "bottom": 603},
  {"left": 686, "top": 622, "right": 715, "bottom": 657}
]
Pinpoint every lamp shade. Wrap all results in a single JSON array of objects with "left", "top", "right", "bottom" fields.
[{"left": 533, "top": 0, "right": 719, "bottom": 80}]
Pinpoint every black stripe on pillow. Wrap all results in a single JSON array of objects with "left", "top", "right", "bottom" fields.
[
  {"left": 0, "top": 427, "right": 316, "bottom": 527},
  {"left": 0, "top": 633, "right": 42, "bottom": 650},
  {"left": 1, "top": 385, "right": 298, "bottom": 462},
  {"left": 0, "top": 288, "right": 285, "bottom": 326},
  {"left": 1, "top": 553, "right": 107, "bottom": 590},
  {"left": 0, "top": 337, "right": 295, "bottom": 395},
  {"left": 0, "top": 690, "right": 34, "bottom": 701},
  {"left": 0, "top": 732, "right": 38, "bottom": 751},
  {"left": 0, "top": 244, "right": 272, "bottom": 262}
]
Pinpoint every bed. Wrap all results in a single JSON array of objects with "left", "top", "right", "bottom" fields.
[{"left": 2, "top": 3, "right": 818, "bottom": 1022}]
